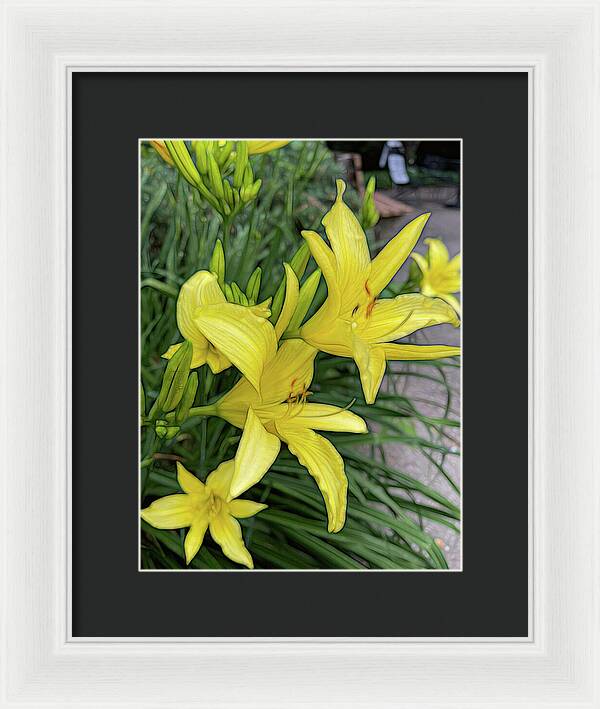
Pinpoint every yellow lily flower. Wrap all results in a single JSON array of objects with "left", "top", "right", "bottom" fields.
[
  {"left": 162, "top": 270, "right": 274, "bottom": 387},
  {"left": 141, "top": 460, "right": 266, "bottom": 568},
  {"left": 198, "top": 338, "right": 367, "bottom": 534},
  {"left": 192, "top": 262, "right": 366, "bottom": 533},
  {"left": 172, "top": 263, "right": 365, "bottom": 532},
  {"left": 246, "top": 140, "right": 290, "bottom": 155},
  {"left": 299, "top": 180, "right": 461, "bottom": 405},
  {"left": 411, "top": 238, "right": 461, "bottom": 315}
]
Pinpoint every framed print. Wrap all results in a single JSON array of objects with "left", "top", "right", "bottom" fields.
[
  {"left": 2, "top": 1, "right": 599, "bottom": 707},
  {"left": 72, "top": 72, "right": 526, "bottom": 639}
]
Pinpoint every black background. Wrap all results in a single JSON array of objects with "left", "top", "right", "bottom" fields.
[{"left": 73, "top": 73, "right": 528, "bottom": 637}]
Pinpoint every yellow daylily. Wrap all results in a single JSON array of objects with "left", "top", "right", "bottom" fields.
[
  {"left": 191, "top": 263, "right": 366, "bottom": 533},
  {"left": 247, "top": 140, "right": 290, "bottom": 155},
  {"left": 162, "top": 270, "right": 273, "bottom": 386},
  {"left": 299, "top": 180, "right": 461, "bottom": 405},
  {"left": 195, "top": 339, "right": 366, "bottom": 534},
  {"left": 141, "top": 461, "right": 266, "bottom": 568},
  {"left": 412, "top": 238, "right": 461, "bottom": 315}
]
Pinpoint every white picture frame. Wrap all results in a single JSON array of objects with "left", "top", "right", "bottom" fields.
[{"left": 2, "top": 0, "right": 598, "bottom": 706}]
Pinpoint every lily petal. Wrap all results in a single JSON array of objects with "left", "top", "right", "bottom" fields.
[
  {"left": 205, "top": 345, "right": 231, "bottom": 374},
  {"left": 321, "top": 179, "right": 371, "bottom": 312},
  {"left": 176, "top": 462, "right": 206, "bottom": 495},
  {"left": 363, "top": 294, "right": 460, "bottom": 343},
  {"left": 448, "top": 252, "right": 461, "bottom": 271},
  {"left": 177, "top": 271, "right": 226, "bottom": 338},
  {"left": 271, "top": 402, "right": 367, "bottom": 434},
  {"left": 162, "top": 340, "right": 209, "bottom": 370},
  {"left": 249, "top": 297, "right": 272, "bottom": 319},
  {"left": 141, "top": 494, "right": 194, "bottom": 529},
  {"left": 352, "top": 337, "right": 387, "bottom": 405},
  {"left": 368, "top": 213, "right": 430, "bottom": 296},
  {"left": 259, "top": 339, "right": 317, "bottom": 405},
  {"left": 300, "top": 229, "right": 341, "bottom": 324},
  {"left": 216, "top": 377, "right": 260, "bottom": 428},
  {"left": 209, "top": 511, "right": 254, "bottom": 568},
  {"left": 301, "top": 309, "right": 352, "bottom": 358},
  {"left": 162, "top": 271, "right": 228, "bottom": 369},
  {"left": 193, "top": 302, "right": 277, "bottom": 393},
  {"left": 227, "top": 499, "right": 268, "bottom": 518},
  {"left": 276, "top": 423, "right": 348, "bottom": 533},
  {"left": 410, "top": 251, "right": 429, "bottom": 275},
  {"left": 424, "top": 237, "right": 450, "bottom": 268},
  {"left": 231, "top": 408, "right": 281, "bottom": 498},
  {"left": 205, "top": 460, "right": 235, "bottom": 499},
  {"left": 384, "top": 343, "right": 461, "bottom": 360},
  {"left": 274, "top": 263, "right": 300, "bottom": 340},
  {"left": 184, "top": 519, "right": 209, "bottom": 565},
  {"left": 439, "top": 292, "right": 462, "bottom": 317}
]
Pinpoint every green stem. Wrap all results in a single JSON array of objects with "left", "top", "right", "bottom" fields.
[
  {"left": 187, "top": 404, "right": 219, "bottom": 417},
  {"left": 222, "top": 215, "right": 234, "bottom": 266}
]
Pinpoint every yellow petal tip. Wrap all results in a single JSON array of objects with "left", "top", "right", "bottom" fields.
[{"left": 335, "top": 179, "right": 346, "bottom": 200}]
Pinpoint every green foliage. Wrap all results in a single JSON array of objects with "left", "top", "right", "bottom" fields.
[{"left": 140, "top": 140, "right": 460, "bottom": 569}]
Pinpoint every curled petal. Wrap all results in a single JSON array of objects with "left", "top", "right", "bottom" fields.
[
  {"left": 194, "top": 302, "right": 277, "bottom": 393},
  {"left": 164, "top": 271, "right": 228, "bottom": 369},
  {"left": 363, "top": 294, "right": 459, "bottom": 343},
  {"left": 177, "top": 271, "right": 226, "bottom": 339},
  {"left": 276, "top": 423, "right": 348, "bottom": 533}
]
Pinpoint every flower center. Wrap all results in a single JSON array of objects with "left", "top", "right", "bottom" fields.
[
  {"left": 286, "top": 377, "right": 312, "bottom": 405},
  {"left": 350, "top": 281, "right": 377, "bottom": 325},
  {"left": 207, "top": 491, "right": 222, "bottom": 517}
]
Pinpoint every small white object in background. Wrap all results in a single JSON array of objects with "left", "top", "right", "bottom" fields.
[{"left": 379, "top": 140, "right": 410, "bottom": 184}]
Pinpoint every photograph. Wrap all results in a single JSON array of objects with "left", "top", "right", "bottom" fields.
[{"left": 139, "top": 139, "right": 462, "bottom": 570}]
